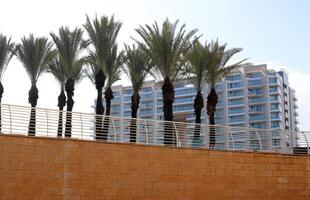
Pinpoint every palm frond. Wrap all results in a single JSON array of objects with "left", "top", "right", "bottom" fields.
[
  {"left": 0, "top": 34, "right": 15, "bottom": 80},
  {"left": 15, "top": 34, "right": 55, "bottom": 84},
  {"left": 105, "top": 45, "right": 125, "bottom": 88},
  {"left": 134, "top": 18, "right": 198, "bottom": 81},
  {"left": 84, "top": 14, "right": 122, "bottom": 80},
  {"left": 185, "top": 40, "right": 210, "bottom": 91},
  {"left": 47, "top": 56, "right": 66, "bottom": 89},
  {"left": 51, "top": 27, "right": 87, "bottom": 85},
  {"left": 205, "top": 40, "right": 249, "bottom": 88},
  {"left": 123, "top": 44, "right": 153, "bottom": 93}
]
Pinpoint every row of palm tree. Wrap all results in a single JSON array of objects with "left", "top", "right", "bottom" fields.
[{"left": 0, "top": 15, "right": 247, "bottom": 146}]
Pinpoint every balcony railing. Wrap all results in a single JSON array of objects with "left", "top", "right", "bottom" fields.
[{"left": 0, "top": 103, "right": 308, "bottom": 155}]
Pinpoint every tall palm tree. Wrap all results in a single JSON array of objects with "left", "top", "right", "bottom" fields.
[
  {"left": 123, "top": 45, "right": 152, "bottom": 143},
  {"left": 205, "top": 40, "right": 248, "bottom": 148},
  {"left": 0, "top": 34, "right": 15, "bottom": 132},
  {"left": 48, "top": 57, "right": 66, "bottom": 137},
  {"left": 50, "top": 27, "right": 87, "bottom": 137},
  {"left": 15, "top": 35, "right": 55, "bottom": 136},
  {"left": 135, "top": 19, "right": 197, "bottom": 145},
  {"left": 102, "top": 45, "right": 125, "bottom": 140},
  {"left": 186, "top": 40, "right": 209, "bottom": 142},
  {"left": 84, "top": 15, "right": 122, "bottom": 139}
]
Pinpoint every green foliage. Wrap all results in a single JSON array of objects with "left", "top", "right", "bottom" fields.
[
  {"left": 84, "top": 14, "right": 122, "bottom": 80},
  {"left": 50, "top": 27, "right": 87, "bottom": 84},
  {"left": 47, "top": 57, "right": 66, "bottom": 89},
  {"left": 123, "top": 45, "right": 152, "bottom": 94},
  {"left": 105, "top": 45, "right": 125, "bottom": 88},
  {"left": 0, "top": 34, "right": 15, "bottom": 80},
  {"left": 205, "top": 40, "right": 248, "bottom": 88},
  {"left": 185, "top": 40, "right": 210, "bottom": 92},
  {"left": 134, "top": 19, "right": 198, "bottom": 81},
  {"left": 15, "top": 34, "right": 55, "bottom": 84}
]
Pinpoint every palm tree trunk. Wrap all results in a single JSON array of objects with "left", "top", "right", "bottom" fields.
[
  {"left": 194, "top": 91, "right": 204, "bottom": 143},
  {"left": 102, "top": 87, "right": 113, "bottom": 141},
  {"left": 65, "top": 79, "right": 75, "bottom": 138},
  {"left": 207, "top": 87, "right": 218, "bottom": 149},
  {"left": 95, "top": 69, "right": 106, "bottom": 140},
  {"left": 0, "top": 82, "right": 3, "bottom": 133},
  {"left": 162, "top": 78, "right": 175, "bottom": 146},
  {"left": 130, "top": 93, "right": 140, "bottom": 143},
  {"left": 28, "top": 84, "right": 38, "bottom": 136},
  {"left": 57, "top": 89, "right": 66, "bottom": 137}
]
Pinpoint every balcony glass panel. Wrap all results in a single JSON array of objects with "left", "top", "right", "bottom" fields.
[
  {"left": 271, "top": 121, "right": 280, "bottom": 128},
  {"left": 123, "top": 89, "right": 132, "bottom": 95},
  {"left": 228, "top": 90, "right": 244, "bottom": 97},
  {"left": 228, "top": 116, "right": 245, "bottom": 123},
  {"left": 228, "top": 108, "right": 244, "bottom": 114},
  {"left": 269, "top": 96, "right": 280, "bottom": 101},
  {"left": 246, "top": 72, "right": 262, "bottom": 78},
  {"left": 247, "top": 79, "right": 264, "bottom": 86},
  {"left": 248, "top": 97, "right": 265, "bottom": 103},
  {"left": 174, "top": 96, "right": 194, "bottom": 103},
  {"left": 173, "top": 104, "right": 192, "bottom": 112},
  {"left": 123, "top": 96, "right": 131, "bottom": 102},
  {"left": 270, "top": 113, "right": 280, "bottom": 119},
  {"left": 140, "top": 109, "right": 153, "bottom": 115},
  {"left": 249, "top": 114, "right": 266, "bottom": 121},
  {"left": 175, "top": 88, "right": 196, "bottom": 95},
  {"left": 227, "top": 82, "right": 243, "bottom": 89},
  {"left": 248, "top": 88, "right": 264, "bottom": 95},
  {"left": 249, "top": 105, "right": 264, "bottom": 112},
  {"left": 140, "top": 87, "right": 152, "bottom": 92},
  {"left": 250, "top": 123, "right": 266, "bottom": 129},
  {"left": 226, "top": 74, "right": 241, "bottom": 81},
  {"left": 228, "top": 99, "right": 244, "bottom": 106}
]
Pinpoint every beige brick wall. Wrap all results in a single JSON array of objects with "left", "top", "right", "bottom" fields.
[{"left": 0, "top": 134, "right": 309, "bottom": 200}]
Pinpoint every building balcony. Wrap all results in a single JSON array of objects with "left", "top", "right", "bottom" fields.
[
  {"left": 227, "top": 82, "right": 243, "bottom": 90},
  {"left": 249, "top": 116, "right": 267, "bottom": 122},
  {"left": 228, "top": 101, "right": 245, "bottom": 107},
  {"left": 270, "top": 115, "right": 282, "bottom": 121},
  {"left": 228, "top": 120, "right": 245, "bottom": 125},
  {"left": 247, "top": 80, "right": 265, "bottom": 87},
  {"left": 228, "top": 109, "right": 245, "bottom": 116},
  {"left": 269, "top": 88, "right": 281, "bottom": 94},
  {"left": 248, "top": 98, "right": 265, "bottom": 104}
]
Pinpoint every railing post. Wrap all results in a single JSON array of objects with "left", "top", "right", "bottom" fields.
[
  {"left": 79, "top": 113, "right": 83, "bottom": 140},
  {"left": 8, "top": 104, "right": 12, "bottom": 134},
  {"left": 173, "top": 122, "right": 179, "bottom": 147},
  {"left": 225, "top": 126, "right": 229, "bottom": 150},
  {"left": 301, "top": 131, "right": 309, "bottom": 155},
  {"left": 205, "top": 124, "right": 209, "bottom": 149},
  {"left": 255, "top": 129, "right": 262, "bottom": 151},
  {"left": 45, "top": 109, "right": 49, "bottom": 137},
  {"left": 144, "top": 119, "right": 148, "bottom": 145},
  {"left": 229, "top": 130, "right": 235, "bottom": 150},
  {"left": 111, "top": 117, "right": 116, "bottom": 142}
]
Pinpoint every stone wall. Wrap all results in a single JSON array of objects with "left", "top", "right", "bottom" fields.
[{"left": 0, "top": 134, "right": 309, "bottom": 199}]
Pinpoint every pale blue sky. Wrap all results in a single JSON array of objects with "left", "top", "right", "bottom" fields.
[{"left": 0, "top": 0, "right": 309, "bottom": 128}]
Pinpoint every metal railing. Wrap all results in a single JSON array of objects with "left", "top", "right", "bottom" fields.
[{"left": 0, "top": 103, "right": 308, "bottom": 155}]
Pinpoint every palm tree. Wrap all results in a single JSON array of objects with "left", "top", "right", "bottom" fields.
[
  {"left": 186, "top": 40, "right": 209, "bottom": 143},
  {"left": 102, "top": 45, "right": 125, "bottom": 140},
  {"left": 205, "top": 40, "right": 248, "bottom": 148},
  {"left": 50, "top": 27, "right": 87, "bottom": 137},
  {"left": 123, "top": 45, "right": 152, "bottom": 143},
  {"left": 135, "top": 19, "right": 197, "bottom": 145},
  {"left": 84, "top": 15, "right": 122, "bottom": 139},
  {"left": 15, "top": 35, "right": 55, "bottom": 136},
  {"left": 0, "top": 34, "right": 15, "bottom": 132},
  {"left": 47, "top": 57, "right": 66, "bottom": 137}
]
